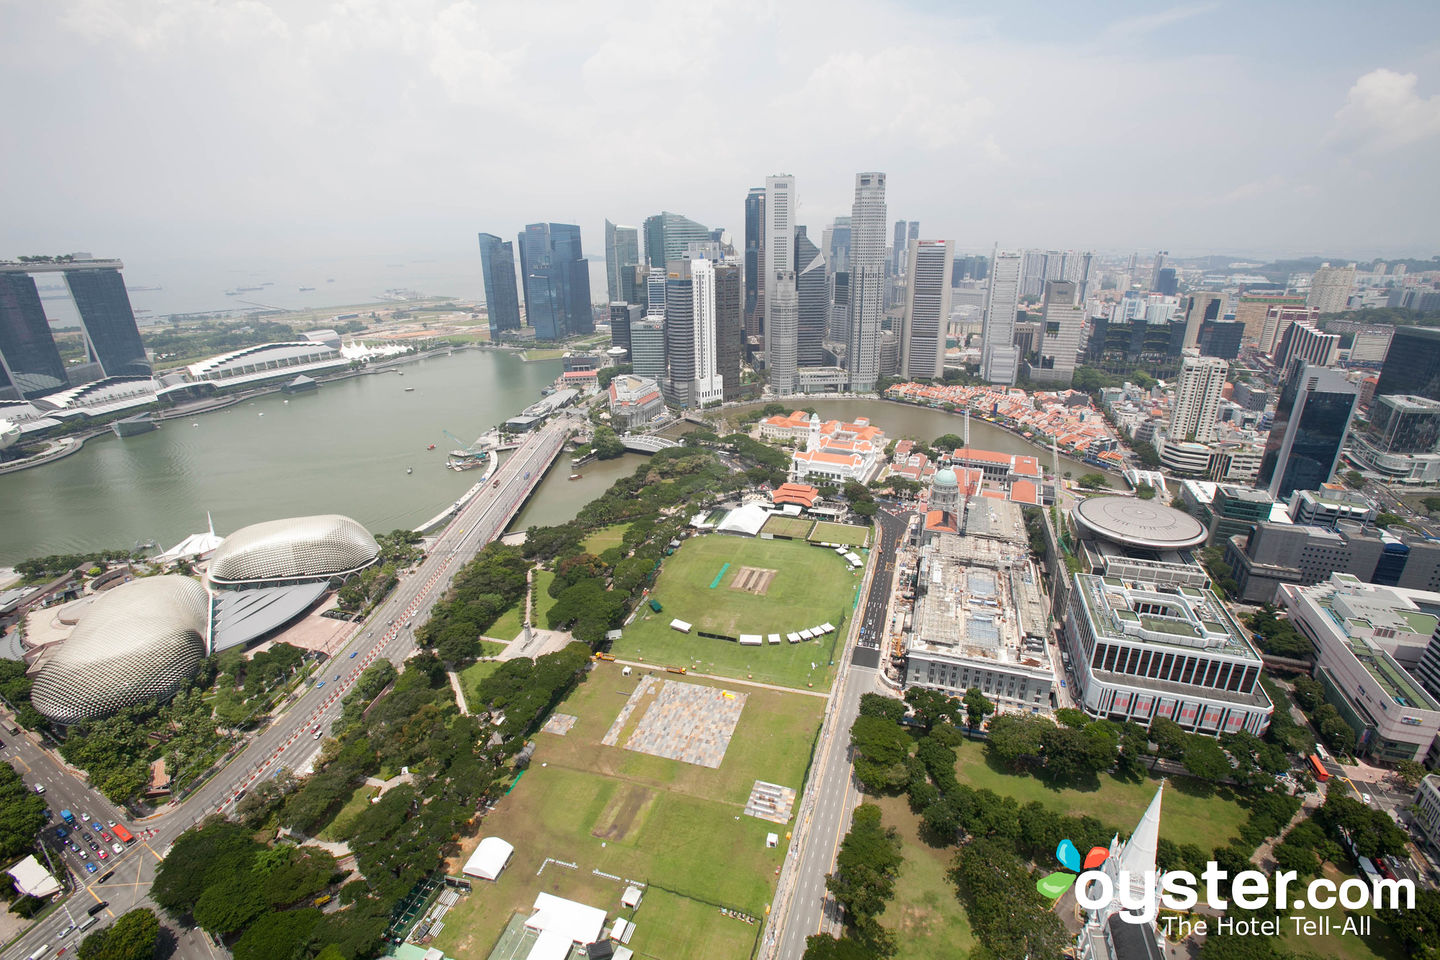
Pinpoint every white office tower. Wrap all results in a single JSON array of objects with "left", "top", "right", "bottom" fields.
[
  {"left": 765, "top": 175, "right": 798, "bottom": 394},
  {"left": 1169, "top": 355, "right": 1229, "bottom": 442},
  {"left": 846, "top": 172, "right": 887, "bottom": 392},
  {"left": 901, "top": 240, "right": 953, "bottom": 380},
  {"left": 1307, "top": 262, "right": 1358, "bottom": 314},
  {"left": 689, "top": 259, "right": 725, "bottom": 407},
  {"left": 981, "top": 248, "right": 1023, "bottom": 384},
  {"left": 645, "top": 270, "right": 666, "bottom": 317},
  {"left": 1029, "top": 279, "right": 1083, "bottom": 386}
]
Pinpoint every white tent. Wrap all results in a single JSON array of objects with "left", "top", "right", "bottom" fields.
[
  {"left": 768, "top": 634, "right": 782, "bottom": 645},
  {"left": 786, "top": 632, "right": 802, "bottom": 643},
  {"left": 738, "top": 634, "right": 763, "bottom": 646},
  {"left": 525, "top": 893, "right": 607, "bottom": 960},
  {"left": 6, "top": 856, "right": 59, "bottom": 898},
  {"left": 462, "top": 837, "right": 515, "bottom": 881},
  {"left": 717, "top": 502, "right": 771, "bottom": 537},
  {"left": 670, "top": 619, "right": 692, "bottom": 633}
]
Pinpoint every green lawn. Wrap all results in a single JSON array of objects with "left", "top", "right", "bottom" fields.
[
  {"left": 760, "top": 515, "right": 814, "bottom": 539},
  {"left": 875, "top": 794, "right": 978, "bottom": 960},
  {"left": 583, "top": 523, "right": 631, "bottom": 554},
  {"left": 431, "top": 662, "right": 822, "bottom": 960},
  {"left": 316, "top": 783, "right": 377, "bottom": 841},
  {"left": 952, "top": 738, "right": 1249, "bottom": 848},
  {"left": 533, "top": 569, "right": 558, "bottom": 627},
  {"left": 484, "top": 601, "right": 525, "bottom": 642},
  {"left": 610, "top": 534, "right": 860, "bottom": 689},
  {"left": 460, "top": 657, "right": 504, "bottom": 707},
  {"left": 808, "top": 521, "right": 871, "bottom": 547}
]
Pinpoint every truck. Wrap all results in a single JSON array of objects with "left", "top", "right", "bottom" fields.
[
  {"left": 111, "top": 823, "right": 134, "bottom": 845},
  {"left": 60, "top": 809, "right": 76, "bottom": 827}
]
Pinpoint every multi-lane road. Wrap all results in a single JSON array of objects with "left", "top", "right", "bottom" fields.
[
  {"left": 3, "top": 417, "right": 574, "bottom": 960},
  {"left": 770, "top": 508, "right": 909, "bottom": 960}
]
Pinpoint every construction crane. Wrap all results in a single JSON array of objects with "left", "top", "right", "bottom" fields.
[{"left": 441, "top": 429, "right": 481, "bottom": 456}]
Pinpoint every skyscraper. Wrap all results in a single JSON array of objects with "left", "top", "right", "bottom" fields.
[
  {"left": 688, "top": 259, "right": 725, "bottom": 408},
  {"left": 1259, "top": 362, "right": 1359, "bottom": 499},
  {"left": 900, "top": 239, "right": 952, "bottom": 381},
  {"left": 1377, "top": 327, "right": 1440, "bottom": 402},
  {"left": 1149, "top": 251, "right": 1168, "bottom": 291},
  {"left": 477, "top": 233, "right": 522, "bottom": 340},
  {"left": 828, "top": 272, "right": 851, "bottom": 346},
  {"left": 1273, "top": 320, "right": 1339, "bottom": 372},
  {"left": 795, "top": 227, "right": 827, "bottom": 367},
  {"left": 0, "top": 269, "right": 69, "bottom": 400},
  {"left": 604, "top": 220, "right": 641, "bottom": 305},
  {"left": 846, "top": 172, "right": 887, "bottom": 393},
  {"left": 518, "top": 223, "right": 593, "bottom": 341},
  {"left": 1170, "top": 355, "right": 1229, "bottom": 443},
  {"left": 645, "top": 270, "right": 667, "bottom": 318},
  {"left": 1183, "top": 292, "right": 1223, "bottom": 350},
  {"left": 1258, "top": 304, "right": 1318, "bottom": 356},
  {"left": 713, "top": 261, "right": 743, "bottom": 401},
  {"left": 63, "top": 264, "right": 151, "bottom": 379},
  {"left": 981, "top": 248, "right": 1023, "bottom": 384},
  {"left": 823, "top": 217, "right": 851, "bottom": 275},
  {"left": 1307, "top": 262, "right": 1357, "bottom": 314},
  {"left": 892, "top": 220, "right": 915, "bottom": 277},
  {"left": 629, "top": 317, "right": 667, "bottom": 384},
  {"left": 765, "top": 175, "right": 798, "bottom": 394},
  {"left": 643, "top": 212, "right": 711, "bottom": 267},
  {"left": 1154, "top": 268, "right": 1178, "bottom": 297},
  {"left": 1028, "top": 279, "right": 1084, "bottom": 387},
  {"left": 743, "top": 188, "right": 765, "bottom": 341},
  {"left": 609, "top": 302, "right": 640, "bottom": 356},
  {"left": 662, "top": 261, "right": 695, "bottom": 405}
]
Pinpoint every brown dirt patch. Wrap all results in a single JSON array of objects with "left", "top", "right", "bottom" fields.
[
  {"left": 592, "top": 783, "right": 655, "bottom": 842},
  {"left": 729, "top": 566, "right": 777, "bottom": 596}
]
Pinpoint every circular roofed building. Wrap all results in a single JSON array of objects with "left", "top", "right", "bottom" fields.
[
  {"left": 31, "top": 575, "right": 210, "bottom": 725},
  {"left": 1072, "top": 496, "right": 1208, "bottom": 552},
  {"left": 209, "top": 514, "right": 380, "bottom": 588}
]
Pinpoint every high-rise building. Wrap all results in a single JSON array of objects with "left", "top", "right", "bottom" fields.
[
  {"left": 645, "top": 270, "right": 667, "bottom": 318},
  {"left": 795, "top": 227, "right": 827, "bottom": 367},
  {"left": 609, "top": 302, "right": 640, "bottom": 357},
  {"left": 823, "top": 217, "right": 851, "bottom": 275},
  {"left": 687, "top": 259, "right": 725, "bottom": 408},
  {"left": 765, "top": 175, "right": 798, "bottom": 394},
  {"left": 952, "top": 254, "right": 989, "bottom": 282},
  {"left": 63, "top": 264, "right": 151, "bottom": 379},
  {"left": 1198, "top": 319, "right": 1244, "bottom": 361},
  {"left": 1183, "top": 292, "right": 1223, "bottom": 350},
  {"left": 0, "top": 270, "right": 70, "bottom": 400},
  {"left": 477, "top": 233, "right": 522, "bottom": 340},
  {"left": 743, "top": 188, "right": 765, "bottom": 341},
  {"left": 1258, "top": 304, "right": 1319, "bottom": 356},
  {"left": 1170, "top": 355, "right": 1229, "bottom": 442},
  {"left": 891, "top": 220, "right": 919, "bottom": 277},
  {"left": 846, "top": 172, "right": 887, "bottom": 392},
  {"left": 1028, "top": 279, "right": 1083, "bottom": 387},
  {"left": 604, "top": 221, "right": 641, "bottom": 305},
  {"left": 1154, "top": 268, "right": 1178, "bottom": 297},
  {"left": 1235, "top": 293, "right": 1306, "bottom": 343},
  {"left": 643, "top": 212, "right": 710, "bottom": 267},
  {"left": 1363, "top": 394, "right": 1440, "bottom": 454},
  {"left": 713, "top": 261, "right": 743, "bottom": 402},
  {"left": 828, "top": 271, "right": 851, "bottom": 346},
  {"left": 1259, "top": 362, "right": 1359, "bottom": 499},
  {"left": 1273, "top": 319, "right": 1339, "bottom": 372},
  {"left": 900, "top": 240, "right": 952, "bottom": 381},
  {"left": 518, "top": 223, "right": 593, "bottom": 341},
  {"left": 662, "top": 261, "right": 695, "bottom": 405},
  {"left": 629, "top": 317, "right": 666, "bottom": 384},
  {"left": 1149, "top": 251, "right": 1168, "bottom": 291},
  {"left": 1308, "top": 262, "right": 1358, "bottom": 314},
  {"left": 981, "top": 248, "right": 1023, "bottom": 384},
  {"left": 0, "top": 259, "right": 150, "bottom": 402},
  {"left": 1376, "top": 327, "right": 1440, "bottom": 402}
]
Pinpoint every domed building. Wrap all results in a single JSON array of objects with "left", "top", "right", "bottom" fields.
[
  {"left": 31, "top": 576, "right": 210, "bottom": 725},
  {"left": 930, "top": 468, "right": 960, "bottom": 514},
  {"left": 209, "top": 514, "right": 379, "bottom": 588}
]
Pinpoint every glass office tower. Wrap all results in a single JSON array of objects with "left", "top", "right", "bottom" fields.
[
  {"left": 1376, "top": 326, "right": 1440, "bottom": 402},
  {"left": 1259, "top": 361, "right": 1359, "bottom": 500},
  {"left": 477, "top": 233, "right": 522, "bottom": 339},
  {"left": 0, "top": 271, "right": 70, "bottom": 400},
  {"left": 63, "top": 266, "right": 150, "bottom": 377}
]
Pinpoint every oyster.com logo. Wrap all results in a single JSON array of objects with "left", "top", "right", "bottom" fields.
[{"left": 1036, "top": 838, "right": 1108, "bottom": 899}]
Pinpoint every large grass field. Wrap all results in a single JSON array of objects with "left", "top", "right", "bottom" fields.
[
  {"left": 609, "top": 534, "right": 861, "bottom": 689},
  {"left": 808, "top": 521, "right": 871, "bottom": 547},
  {"left": 875, "top": 795, "right": 977, "bottom": 960},
  {"left": 583, "top": 523, "right": 631, "bottom": 554},
  {"left": 1276, "top": 864, "right": 1406, "bottom": 960},
  {"left": 759, "top": 515, "right": 814, "bottom": 539},
  {"left": 431, "top": 662, "right": 824, "bottom": 960},
  {"left": 952, "top": 737, "right": 1250, "bottom": 848}
]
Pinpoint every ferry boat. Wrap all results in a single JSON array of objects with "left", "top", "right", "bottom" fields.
[
  {"left": 569, "top": 473, "right": 582, "bottom": 481},
  {"left": 404, "top": 387, "right": 415, "bottom": 392}
]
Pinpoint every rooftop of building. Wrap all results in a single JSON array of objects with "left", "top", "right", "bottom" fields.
[
  {"left": 1073, "top": 571, "right": 1260, "bottom": 661},
  {"left": 0, "top": 258, "right": 124, "bottom": 273},
  {"left": 1073, "top": 496, "right": 1209, "bottom": 551},
  {"left": 1376, "top": 394, "right": 1440, "bottom": 412}
]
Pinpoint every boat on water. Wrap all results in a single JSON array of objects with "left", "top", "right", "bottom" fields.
[
  {"left": 299, "top": 286, "right": 315, "bottom": 292},
  {"left": 569, "top": 473, "right": 582, "bottom": 481},
  {"left": 111, "top": 414, "right": 156, "bottom": 438},
  {"left": 404, "top": 387, "right": 415, "bottom": 392},
  {"left": 406, "top": 466, "right": 413, "bottom": 475},
  {"left": 427, "top": 443, "right": 436, "bottom": 450}
]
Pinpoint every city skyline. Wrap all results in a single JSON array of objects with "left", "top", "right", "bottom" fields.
[{"left": 2, "top": 2, "right": 1439, "bottom": 265}]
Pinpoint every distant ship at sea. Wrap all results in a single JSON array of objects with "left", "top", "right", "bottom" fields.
[{"left": 299, "top": 286, "right": 315, "bottom": 291}]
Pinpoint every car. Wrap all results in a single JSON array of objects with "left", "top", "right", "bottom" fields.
[
  {"left": 87, "top": 902, "right": 107, "bottom": 916},
  {"left": 67, "top": 841, "right": 78, "bottom": 852},
  {"left": 91, "top": 823, "right": 103, "bottom": 834},
  {"left": 111, "top": 844, "right": 123, "bottom": 854},
  {"left": 349, "top": 651, "right": 357, "bottom": 658},
  {"left": 85, "top": 862, "right": 97, "bottom": 873},
  {"left": 99, "top": 832, "right": 111, "bottom": 843},
  {"left": 58, "top": 923, "right": 74, "bottom": 938},
  {"left": 56, "top": 827, "right": 67, "bottom": 839},
  {"left": 87, "top": 840, "right": 98, "bottom": 851},
  {"left": 98, "top": 870, "right": 114, "bottom": 883},
  {"left": 80, "top": 813, "right": 90, "bottom": 821},
  {"left": 106, "top": 820, "right": 115, "bottom": 828},
  {"left": 97, "top": 850, "right": 107, "bottom": 860},
  {"left": 1362, "top": 792, "right": 1374, "bottom": 804},
  {"left": 76, "top": 849, "right": 86, "bottom": 859},
  {"left": 34, "top": 783, "right": 45, "bottom": 794}
]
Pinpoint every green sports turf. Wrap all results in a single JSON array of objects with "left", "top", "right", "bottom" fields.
[
  {"left": 611, "top": 534, "right": 859, "bottom": 689},
  {"left": 807, "top": 520, "right": 871, "bottom": 547},
  {"left": 759, "top": 515, "right": 814, "bottom": 539}
]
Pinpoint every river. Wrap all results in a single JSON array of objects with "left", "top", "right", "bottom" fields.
[
  {"left": 722, "top": 398, "right": 1119, "bottom": 481},
  {"left": 0, "top": 350, "right": 560, "bottom": 564}
]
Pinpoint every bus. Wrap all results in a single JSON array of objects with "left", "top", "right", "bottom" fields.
[
  {"left": 111, "top": 823, "right": 134, "bottom": 845},
  {"left": 1307, "top": 754, "right": 1330, "bottom": 782}
]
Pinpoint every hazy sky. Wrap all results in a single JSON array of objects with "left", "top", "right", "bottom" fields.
[{"left": 3, "top": 0, "right": 1439, "bottom": 265}]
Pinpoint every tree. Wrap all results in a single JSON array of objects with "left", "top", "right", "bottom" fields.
[
  {"left": 1180, "top": 736, "right": 1232, "bottom": 783},
  {"left": 1423, "top": 496, "right": 1440, "bottom": 515},
  {"left": 951, "top": 837, "right": 1068, "bottom": 959},
  {"left": 1134, "top": 482, "right": 1156, "bottom": 500},
  {"left": 0, "top": 761, "right": 47, "bottom": 864},
  {"left": 850, "top": 715, "right": 912, "bottom": 794},
  {"left": 986, "top": 715, "right": 1046, "bottom": 769},
  {"left": 1396, "top": 758, "right": 1426, "bottom": 789},
  {"left": 77, "top": 908, "right": 160, "bottom": 960},
  {"left": 232, "top": 908, "right": 323, "bottom": 960},
  {"left": 825, "top": 804, "right": 903, "bottom": 942},
  {"left": 1375, "top": 511, "right": 1406, "bottom": 529},
  {"left": 1148, "top": 717, "right": 1189, "bottom": 761},
  {"left": 1077, "top": 473, "right": 1109, "bottom": 490},
  {"left": 1345, "top": 470, "right": 1366, "bottom": 489},
  {"left": 962, "top": 688, "right": 993, "bottom": 734}
]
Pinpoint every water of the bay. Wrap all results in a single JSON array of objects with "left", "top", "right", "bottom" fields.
[{"left": 0, "top": 350, "right": 560, "bottom": 564}]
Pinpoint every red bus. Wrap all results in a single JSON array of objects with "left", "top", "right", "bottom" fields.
[
  {"left": 111, "top": 823, "right": 134, "bottom": 844},
  {"left": 1307, "top": 754, "right": 1330, "bottom": 782}
]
